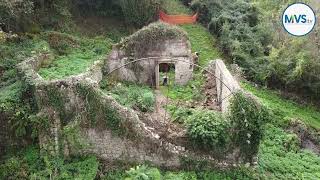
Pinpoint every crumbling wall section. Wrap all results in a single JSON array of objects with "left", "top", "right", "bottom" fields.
[{"left": 16, "top": 54, "right": 244, "bottom": 168}]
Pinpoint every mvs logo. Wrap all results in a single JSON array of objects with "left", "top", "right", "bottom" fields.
[
  {"left": 284, "top": 15, "right": 309, "bottom": 24},
  {"left": 282, "top": 3, "right": 316, "bottom": 36}
]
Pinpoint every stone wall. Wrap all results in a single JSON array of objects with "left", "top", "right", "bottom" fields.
[
  {"left": 16, "top": 54, "right": 244, "bottom": 168},
  {"left": 209, "top": 59, "right": 241, "bottom": 113},
  {"left": 106, "top": 37, "right": 193, "bottom": 87}
]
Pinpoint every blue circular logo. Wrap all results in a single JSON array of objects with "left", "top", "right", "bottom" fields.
[{"left": 282, "top": 3, "right": 316, "bottom": 36}]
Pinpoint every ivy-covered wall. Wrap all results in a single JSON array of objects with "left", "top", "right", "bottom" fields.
[{"left": 14, "top": 52, "right": 266, "bottom": 168}]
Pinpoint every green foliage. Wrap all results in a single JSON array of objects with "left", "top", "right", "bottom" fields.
[
  {"left": 0, "top": 36, "right": 51, "bottom": 141},
  {"left": 267, "top": 38, "right": 320, "bottom": 100},
  {"left": 242, "top": 82, "right": 320, "bottom": 129},
  {"left": 118, "top": 22, "right": 188, "bottom": 58},
  {"left": 187, "top": 110, "right": 230, "bottom": 149},
  {"left": 103, "top": 82, "right": 155, "bottom": 112},
  {"left": 46, "top": 31, "right": 79, "bottom": 55},
  {"left": 0, "top": 36, "right": 50, "bottom": 86},
  {"left": 125, "top": 165, "right": 161, "bottom": 180},
  {"left": 0, "top": 146, "right": 99, "bottom": 180},
  {"left": 0, "top": 0, "right": 34, "bottom": 32},
  {"left": 160, "top": 72, "right": 204, "bottom": 102},
  {"left": 194, "top": 0, "right": 320, "bottom": 100},
  {"left": 73, "top": 0, "right": 123, "bottom": 17},
  {"left": 103, "top": 165, "right": 255, "bottom": 179},
  {"left": 208, "top": 0, "right": 270, "bottom": 83},
  {"left": 181, "top": 24, "right": 221, "bottom": 67},
  {"left": 38, "top": 33, "right": 113, "bottom": 80},
  {"left": 119, "top": 0, "right": 160, "bottom": 27},
  {"left": 258, "top": 124, "right": 320, "bottom": 179},
  {"left": 229, "top": 92, "right": 270, "bottom": 162},
  {"left": 0, "top": 81, "right": 34, "bottom": 138},
  {"left": 167, "top": 105, "right": 195, "bottom": 123},
  {"left": 161, "top": 0, "right": 192, "bottom": 15},
  {"left": 77, "top": 84, "right": 125, "bottom": 135}
]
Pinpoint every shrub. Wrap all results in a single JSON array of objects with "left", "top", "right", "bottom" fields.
[
  {"left": 119, "top": 0, "right": 160, "bottom": 27},
  {"left": 46, "top": 31, "right": 79, "bottom": 55},
  {"left": 0, "top": 0, "right": 34, "bottom": 32},
  {"left": 167, "top": 105, "right": 195, "bottom": 123},
  {"left": 108, "top": 83, "right": 155, "bottom": 112},
  {"left": 0, "top": 146, "right": 99, "bottom": 179},
  {"left": 187, "top": 110, "right": 230, "bottom": 149},
  {"left": 125, "top": 165, "right": 161, "bottom": 180},
  {"left": 229, "top": 91, "right": 270, "bottom": 162}
]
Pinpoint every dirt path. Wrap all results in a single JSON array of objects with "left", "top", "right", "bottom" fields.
[{"left": 138, "top": 90, "right": 187, "bottom": 145}]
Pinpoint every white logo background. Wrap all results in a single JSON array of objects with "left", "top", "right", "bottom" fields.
[{"left": 282, "top": 3, "right": 316, "bottom": 36}]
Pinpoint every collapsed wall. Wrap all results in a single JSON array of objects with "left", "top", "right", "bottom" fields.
[
  {"left": 17, "top": 54, "right": 244, "bottom": 168},
  {"left": 16, "top": 51, "right": 259, "bottom": 170},
  {"left": 106, "top": 22, "right": 193, "bottom": 87},
  {"left": 14, "top": 23, "right": 253, "bottom": 168}
]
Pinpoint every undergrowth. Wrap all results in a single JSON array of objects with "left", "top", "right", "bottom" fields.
[
  {"left": 101, "top": 81, "right": 155, "bottom": 112},
  {"left": 258, "top": 124, "right": 320, "bottom": 179},
  {"left": 161, "top": 0, "right": 192, "bottom": 15},
  {"left": 181, "top": 24, "right": 222, "bottom": 67},
  {"left": 102, "top": 164, "right": 255, "bottom": 180},
  {"left": 38, "top": 32, "right": 113, "bottom": 80},
  {"left": 0, "top": 146, "right": 99, "bottom": 179},
  {"left": 242, "top": 82, "right": 320, "bottom": 129}
]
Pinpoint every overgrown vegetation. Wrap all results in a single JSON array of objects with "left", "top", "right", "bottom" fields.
[
  {"left": 101, "top": 81, "right": 155, "bottom": 112},
  {"left": 119, "top": 0, "right": 160, "bottom": 27},
  {"left": 162, "top": 0, "right": 192, "bottom": 15},
  {"left": 258, "top": 124, "right": 320, "bottom": 179},
  {"left": 0, "top": 146, "right": 99, "bottom": 179},
  {"left": 1, "top": 0, "right": 320, "bottom": 179},
  {"left": 242, "top": 82, "right": 320, "bottom": 129},
  {"left": 76, "top": 84, "right": 125, "bottom": 135},
  {"left": 229, "top": 92, "right": 270, "bottom": 162},
  {"left": 38, "top": 32, "right": 113, "bottom": 80},
  {"left": 192, "top": 0, "right": 320, "bottom": 102},
  {"left": 187, "top": 110, "right": 230, "bottom": 149},
  {"left": 117, "top": 22, "right": 188, "bottom": 58},
  {"left": 102, "top": 164, "right": 255, "bottom": 179}
]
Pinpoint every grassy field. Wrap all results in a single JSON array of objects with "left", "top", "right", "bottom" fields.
[
  {"left": 242, "top": 82, "right": 320, "bottom": 129},
  {"left": 181, "top": 24, "right": 221, "bottom": 67}
]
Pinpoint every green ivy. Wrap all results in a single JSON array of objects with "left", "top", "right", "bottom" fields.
[
  {"left": 229, "top": 91, "right": 270, "bottom": 162},
  {"left": 76, "top": 83, "right": 125, "bottom": 135}
]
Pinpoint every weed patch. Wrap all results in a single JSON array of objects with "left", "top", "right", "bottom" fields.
[
  {"left": 242, "top": 82, "right": 320, "bottom": 129},
  {"left": 258, "top": 124, "right": 320, "bottom": 179},
  {"left": 102, "top": 81, "right": 155, "bottom": 112},
  {"left": 38, "top": 35, "right": 113, "bottom": 80}
]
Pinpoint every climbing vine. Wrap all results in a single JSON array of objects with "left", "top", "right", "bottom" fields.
[
  {"left": 229, "top": 91, "right": 270, "bottom": 162},
  {"left": 76, "top": 83, "right": 125, "bottom": 135}
]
